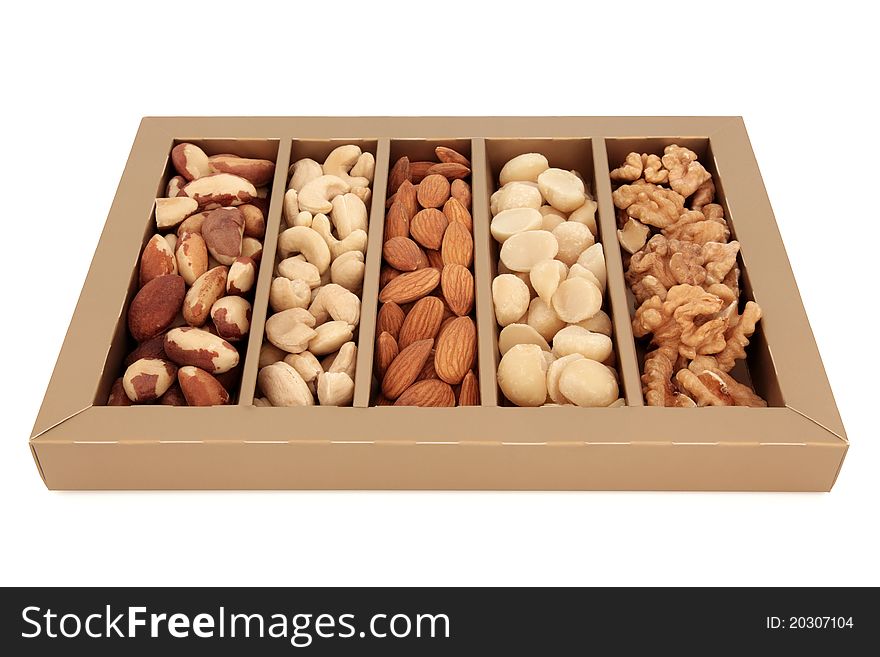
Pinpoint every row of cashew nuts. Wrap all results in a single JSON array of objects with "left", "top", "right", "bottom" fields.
[
  {"left": 256, "top": 145, "right": 375, "bottom": 406},
  {"left": 490, "top": 153, "right": 622, "bottom": 407}
]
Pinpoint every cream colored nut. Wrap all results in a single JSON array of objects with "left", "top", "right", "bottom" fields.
[
  {"left": 537, "top": 168, "right": 586, "bottom": 213},
  {"left": 293, "top": 210, "right": 313, "bottom": 227},
  {"left": 542, "top": 350, "right": 556, "bottom": 369},
  {"left": 552, "top": 325, "right": 613, "bottom": 362},
  {"left": 492, "top": 274, "right": 531, "bottom": 327},
  {"left": 499, "top": 152, "right": 550, "bottom": 186},
  {"left": 330, "top": 250, "right": 365, "bottom": 292},
  {"left": 265, "top": 308, "right": 317, "bottom": 353},
  {"left": 497, "top": 343, "right": 548, "bottom": 407},
  {"left": 551, "top": 277, "right": 602, "bottom": 323},
  {"left": 253, "top": 397, "right": 272, "bottom": 407},
  {"left": 490, "top": 207, "right": 543, "bottom": 243},
  {"left": 308, "top": 320, "right": 353, "bottom": 356},
  {"left": 530, "top": 259, "right": 568, "bottom": 305},
  {"left": 350, "top": 186, "right": 372, "bottom": 205},
  {"left": 258, "top": 361, "right": 314, "bottom": 407},
  {"left": 491, "top": 182, "right": 543, "bottom": 214},
  {"left": 527, "top": 297, "right": 566, "bottom": 342},
  {"left": 259, "top": 342, "right": 286, "bottom": 368},
  {"left": 255, "top": 186, "right": 269, "bottom": 199},
  {"left": 164, "top": 327, "right": 239, "bottom": 373},
  {"left": 547, "top": 353, "right": 584, "bottom": 405},
  {"left": 172, "top": 143, "right": 211, "bottom": 181},
  {"left": 311, "top": 214, "right": 369, "bottom": 260},
  {"left": 618, "top": 218, "right": 650, "bottom": 254},
  {"left": 607, "top": 398, "right": 626, "bottom": 408},
  {"left": 163, "top": 233, "right": 177, "bottom": 253},
  {"left": 270, "top": 277, "right": 311, "bottom": 312},
  {"left": 499, "top": 230, "right": 558, "bottom": 272},
  {"left": 183, "top": 266, "right": 228, "bottom": 327},
  {"left": 167, "top": 176, "right": 186, "bottom": 198},
  {"left": 182, "top": 173, "right": 256, "bottom": 208},
  {"left": 309, "top": 284, "right": 360, "bottom": 326},
  {"left": 567, "top": 263, "right": 602, "bottom": 291},
  {"left": 155, "top": 197, "right": 198, "bottom": 229},
  {"left": 498, "top": 323, "right": 550, "bottom": 355},
  {"left": 576, "top": 243, "right": 607, "bottom": 292},
  {"left": 278, "top": 226, "right": 332, "bottom": 274},
  {"left": 327, "top": 341, "right": 357, "bottom": 379},
  {"left": 277, "top": 257, "right": 321, "bottom": 288},
  {"left": 573, "top": 309, "right": 612, "bottom": 336},
  {"left": 289, "top": 158, "right": 323, "bottom": 192},
  {"left": 317, "top": 372, "right": 355, "bottom": 406},
  {"left": 538, "top": 205, "right": 567, "bottom": 231},
  {"left": 284, "top": 351, "right": 323, "bottom": 383},
  {"left": 241, "top": 237, "right": 262, "bottom": 262},
  {"left": 226, "top": 256, "right": 256, "bottom": 295},
  {"left": 568, "top": 199, "right": 598, "bottom": 235},
  {"left": 350, "top": 152, "right": 375, "bottom": 182},
  {"left": 123, "top": 358, "right": 176, "bottom": 402},
  {"left": 322, "top": 145, "right": 369, "bottom": 188},
  {"left": 552, "top": 221, "right": 595, "bottom": 266},
  {"left": 330, "top": 193, "right": 368, "bottom": 238},
  {"left": 558, "top": 358, "right": 618, "bottom": 407},
  {"left": 210, "top": 296, "right": 251, "bottom": 341},
  {"left": 282, "top": 189, "right": 299, "bottom": 226},
  {"left": 298, "top": 175, "right": 350, "bottom": 214}
]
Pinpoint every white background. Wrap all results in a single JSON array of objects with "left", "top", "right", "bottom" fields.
[{"left": 1, "top": 0, "right": 876, "bottom": 587}]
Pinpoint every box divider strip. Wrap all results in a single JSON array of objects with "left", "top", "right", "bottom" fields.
[
  {"left": 592, "top": 139, "right": 644, "bottom": 406},
  {"left": 352, "top": 138, "right": 390, "bottom": 407},
  {"left": 471, "top": 138, "right": 499, "bottom": 407},
  {"left": 237, "top": 136, "right": 293, "bottom": 406}
]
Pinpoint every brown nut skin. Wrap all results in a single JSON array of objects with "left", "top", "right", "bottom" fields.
[
  {"left": 124, "top": 333, "right": 168, "bottom": 368},
  {"left": 158, "top": 383, "right": 188, "bottom": 406},
  {"left": 202, "top": 207, "right": 244, "bottom": 265},
  {"left": 210, "top": 296, "right": 252, "bottom": 342},
  {"left": 164, "top": 326, "right": 240, "bottom": 374},
  {"left": 175, "top": 231, "right": 208, "bottom": 286},
  {"left": 238, "top": 204, "right": 266, "bottom": 239},
  {"left": 208, "top": 155, "right": 276, "bottom": 187},
  {"left": 128, "top": 274, "right": 186, "bottom": 342},
  {"left": 182, "top": 172, "right": 257, "bottom": 208},
  {"left": 178, "top": 366, "right": 230, "bottom": 406},
  {"left": 122, "top": 358, "right": 177, "bottom": 403},
  {"left": 183, "top": 266, "right": 228, "bottom": 327},
  {"left": 171, "top": 143, "right": 211, "bottom": 181},
  {"left": 176, "top": 211, "right": 209, "bottom": 237},
  {"left": 139, "top": 235, "right": 177, "bottom": 287},
  {"left": 106, "top": 378, "right": 132, "bottom": 406}
]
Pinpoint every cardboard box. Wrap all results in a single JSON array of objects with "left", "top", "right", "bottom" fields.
[{"left": 30, "top": 117, "right": 847, "bottom": 490}]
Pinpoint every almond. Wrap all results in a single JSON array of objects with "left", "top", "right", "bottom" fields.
[
  {"left": 424, "top": 249, "right": 445, "bottom": 270},
  {"left": 375, "top": 394, "right": 393, "bottom": 406},
  {"left": 435, "top": 146, "right": 471, "bottom": 167},
  {"left": 416, "top": 353, "right": 438, "bottom": 381},
  {"left": 451, "top": 179, "right": 472, "bottom": 210},
  {"left": 384, "top": 202, "right": 410, "bottom": 241},
  {"left": 440, "top": 264, "right": 474, "bottom": 317},
  {"left": 383, "top": 236, "right": 427, "bottom": 272},
  {"left": 398, "top": 296, "right": 444, "bottom": 349},
  {"left": 434, "top": 316, "right": 476, "bottom": 384},
  {"left": 443, "top": 197, "right": 472, "bottom": 232},
  {"left": 128, "top": 274, "right": 186, "bottom": 342},
  {"left": 394, "top": 379, "right": 455, "bottom": 407},
  {"left": 396, "top": 180, "right": 419, "bottom": 219},
  {"left": 178, "top": 365, "right": 230, "bottom": 406},
  {"left": 417, "top": 174, "right": 451, "bottom": 208},
  {"left": 140, "top": 234, "right": 178, "bottom": 287},
  {"left": 427, "top": 162, "right": 470, "bottom": 180},
  {"left": 458, "top": 369, "right": 480, "bottom": 405},
  {"left": 441, "top": 221, "right": 474, "bottom": 268},
  {"left": 409, "top": 161, "right": 435, "bottom": 183},
  {"left": 388, "top": 156, "right": 410, "bottom": 194},
  {"left": 410, "top": 208, "right": 448, "bottom": 250},
  {"left": 379, "top": 265, "right": 402, "bottom": 289},
  {"left": 381, "top": 337, "right": 433, "bottom": 399},
  {"left": 375, "top": 331, "right": 399, "bottom": 378},
  {"left": 377, "top": 302, "right": 406, "bottom": 340},
  {"left": 378, "top": 268, "right": 440, "bottom": 304}
]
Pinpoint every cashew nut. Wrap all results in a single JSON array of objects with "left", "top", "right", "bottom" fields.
[
  {"left": 293, "top": 210, "right": 312, "bottom": 227},
  {"left": 278, "top": 226, "right": 332, "bottom": 274},
  {"left": 350, "top": 186, "right": 371, "bottom": 205},
  {"left": 317, "top": 371, "right": 355, "bottom": 406},
  {"left": 283, "top": 188, "right": 299, "bottom": 225},
  {"left": 270, "top": 277, "right": 311, "bottom": 312},
  {"left": 309, "top": 283, "right": 360, "bottom": 326},
  {"left": 289, "top": 158, "right": 323, "bottom": 192},
  {"left": 311, "top": 213, "right": 368, "bottom": 260},
  {"left": 264, "top": 307, "right": 317, "bottom": 353},
  {"left": 330, "top": 250, "right": 365, "bottom": 292},
  {"left": 258, "top": 361, "right": 315, "bottom": 406},
  {"left": 327, "top": 341, "right": 357, "bottom": 379},
  {"left": 322, "top": 145, "right": 370, "bottom": 188},
  {"left": 284, "top": 351, "right": 323, "bottom": 383},
  {"left": 308, "top": 321, "right": 354, "bottom": 356},
  {"left": 298, "top": 175, "right": 350, "bottom": 214},
  {"left": 330, "top": 192, "right": 368, "bottom": 238},
  {"left": 277, "top": 257, "right": 321, "bottom": 288},
  {"left": 350, "top": 152, "right": 375, "bottom": 183}
]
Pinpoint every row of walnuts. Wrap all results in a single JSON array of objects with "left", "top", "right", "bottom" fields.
[{"left": 611, "top": 145, "right": 766, "bottom": 407}]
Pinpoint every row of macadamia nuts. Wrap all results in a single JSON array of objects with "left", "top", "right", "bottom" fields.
[
  {"left": 107, "top": 143, "right": 275, "bottom": 406},
  {"left": 255, "top": 145, "right": 375, "bottom": 406},
  {"left": 490, "top": 153, "right": 622, "bottom": 408},
  {"left": 374, "top": 147, "right": 479, "bottom": 407}
]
